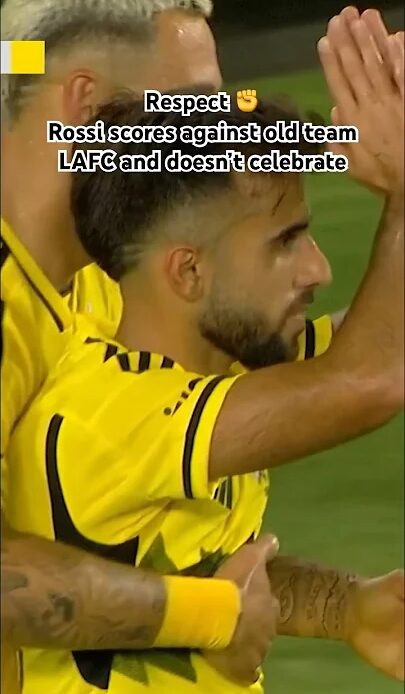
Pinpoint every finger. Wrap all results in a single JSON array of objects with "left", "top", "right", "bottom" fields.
[
  {"left": 318, "top": 37, "right": 356, "bottom": 118},
  {"left": 240, "top": 536, "right": 280, "bottom": 590},
  {"left": 327, "top": 15, "right": 373, "bottom": 102},
  {"left": 362, "top": 9, "right": 390, "bottom": 64},
  {"left": 350, "top": 18, "right": 393, "bottom": 97},
  {"left": 388, "top": 35, "right": 405, "bottom": 95},
  {"left": 340, "top": 6, "right": 360, "bottom": 24},
  {"left": 249, "top": 535, "right": 280, "bottom": 565}
]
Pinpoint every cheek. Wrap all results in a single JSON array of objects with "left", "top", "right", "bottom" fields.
[{"left": 257, "top": 251, "right": 296, "bottom": 312}]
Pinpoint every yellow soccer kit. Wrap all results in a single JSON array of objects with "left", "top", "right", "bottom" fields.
[
  {"left": 70, "top": 263, "right": 123, "bottom": 338},
  {"left": 0, "top": 219, "right": 73, "bottom": 455},
  {"left": 6, "top": 336, "right": 269, "bottom": 694},
  {"left": 0, "top": 222, "right": 122, "bottom": 454}
]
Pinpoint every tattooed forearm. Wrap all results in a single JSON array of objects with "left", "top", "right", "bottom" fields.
[
  {"left": 267, "top": 556, "right": 359, "bottom": 640},
  {"left": 1, "top": 525, "right": 166, "bottom": 650}
]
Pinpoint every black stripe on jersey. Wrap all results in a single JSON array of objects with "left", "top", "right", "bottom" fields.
[
  {"left": 17, "top": 264, "right": 65, "bottom": 332},
  {"left": 218, "top": 481, "right": 227, "bottom": 506},
  {"left": 1, "top": 238, "right": 10, "bottom": 268},
  {"left": 304, "top": 319, "right": 316, "bottom": 360},
  {"left": 0, "top": 239, "right": 10, "bottom": 368},
  {"left": 138, "top": 351, "right": 151, "bottom": 372},
  {"left": 182, "top": 376, "right": 225, "bottom": 499},
  {"left": 161, "top": 356, "right": 174, "bottom": 369},
  {"left": 85, "top": 336, "right": 103, "bottom": 344},
  {"left": 84, "top": 338, "right": 118, "bottom": 363},
  {"left": 45, "top": 414, "right": 139, "bottom": 690},
  {"left": 104, "top": 343, "right": 119, "bottom": 362},
  {"left": 117, "top": 352, "right": 131, "bottom": 372},
  {"left": 226, "top": 478, "right": 233, "bottom": 509}
]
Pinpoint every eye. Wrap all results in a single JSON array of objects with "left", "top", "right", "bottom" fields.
[{"left": 279, "top": 227, "right": 302, "bottom": 247}]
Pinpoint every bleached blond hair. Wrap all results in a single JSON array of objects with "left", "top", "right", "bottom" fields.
[{"left": 1, "top": 0, "right": 213, "bottom": 121}]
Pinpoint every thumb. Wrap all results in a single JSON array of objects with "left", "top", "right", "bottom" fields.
[{"left": 243, "top": 535, "right": 280, "bottom": 583}]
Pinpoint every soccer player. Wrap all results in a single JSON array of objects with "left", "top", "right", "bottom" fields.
[
  {"left": 5, "top": 13, "right": 404, "bottom": 694},
  {"left": 1, "top": 0, "right": 281, "bottom": 691}
]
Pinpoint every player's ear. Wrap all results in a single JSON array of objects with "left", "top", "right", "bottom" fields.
[
  {"left": 165, "top": 247, "right": 205, "bottom": 302},
  {"left": 62, "top": 71, "right": 100, "bottom": 125}
]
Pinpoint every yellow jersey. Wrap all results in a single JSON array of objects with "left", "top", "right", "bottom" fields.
[
  {"left": 5, "top": 334, "right": 269, "bottom": 694},
  {"left": 0, "top": 224, "right": 120, "bottom": 455},
  {"left": 0, "top": 219, "right": 72, "bottom": 455},
  {"left": 70, "top": 263, "right": 123, "bottom": 338}
]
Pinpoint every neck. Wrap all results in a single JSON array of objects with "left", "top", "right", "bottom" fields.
[
  {"left": 2, "top": 129, "right": 87, "bottom": 289},
  {"left": 116, "top": 279, "right": 234, "bottom": 376}
]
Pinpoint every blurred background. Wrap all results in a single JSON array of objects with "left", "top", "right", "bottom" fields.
[
  {"left": 213, "top": 2, "right": 404, "bottom": 693},
  {"left": 213, "top": 0, "right": 403, "bottom": 79}
]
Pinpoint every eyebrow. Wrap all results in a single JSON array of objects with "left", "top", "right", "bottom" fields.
[{"left": 274, "top": 218, "right": 311, "bottom": 241}]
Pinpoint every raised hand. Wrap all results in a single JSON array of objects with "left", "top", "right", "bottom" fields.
[{"left": 318, "top": 8, "right": 404, "bottom": 194}]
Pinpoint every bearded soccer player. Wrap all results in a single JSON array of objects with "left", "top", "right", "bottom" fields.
[
  {"left": 4, "top": 10, "right": 404, "bottom": 694},
  {"left": 1, "top": 1, "right": 283, "bottom": 692}
]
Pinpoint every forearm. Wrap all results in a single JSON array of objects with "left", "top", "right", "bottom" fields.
[
  {"left": 2, "top": 527, "right": 166, "bottom": 650},
  {"left": 268, "top": 556, "right": 359, "bottom": 640},
  {"left": 2, "top": 527, "right": 239, "bottom": 652},
  {"left": 331, "top": 193, "right": 404, "bottom": 377}
]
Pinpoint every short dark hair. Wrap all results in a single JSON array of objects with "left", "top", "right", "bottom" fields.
[{"left": 71, "top": 88, "right": 320, "bottom": 281}]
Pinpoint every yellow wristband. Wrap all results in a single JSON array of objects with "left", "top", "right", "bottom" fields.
[{"left": 154, "top": 576, "right": 241, "bottom": 650}]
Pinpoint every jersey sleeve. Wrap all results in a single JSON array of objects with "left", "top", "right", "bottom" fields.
[{"left": 54, "top": 367, "right": 240, "bottom": 539}]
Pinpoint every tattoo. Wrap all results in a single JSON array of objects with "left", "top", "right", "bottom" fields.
[
  {"left": 2, "top": 571, "right": 28, "bottom": 593},
  {"left": 268, "top": 556, "right": 359, "bottom": 640},
  {"left": 1, "top": 526, "right": 166, "bottom": 650}
]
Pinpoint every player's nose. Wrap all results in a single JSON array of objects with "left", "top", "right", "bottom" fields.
[{"left": 297, "top": 241, "right": 332, "bottom": 290}]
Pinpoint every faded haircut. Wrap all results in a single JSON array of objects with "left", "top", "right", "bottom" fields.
[
  {"left": 71, "top": 90, "right": 321, "bottom": 281},
  {"left": 1, "top": 0, "right": 213, "bottom": 121}
]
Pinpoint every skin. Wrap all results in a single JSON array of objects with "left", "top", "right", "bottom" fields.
[{"left": 1, "top": 8, "right": 275, "bottom": 689}]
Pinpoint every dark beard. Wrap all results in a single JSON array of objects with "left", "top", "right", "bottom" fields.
[{"left": 199, "top": 304, "right": 290, "bottom": 370}]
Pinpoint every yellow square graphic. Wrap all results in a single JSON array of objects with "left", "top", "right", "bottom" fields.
[{"left": 10, "top": 41, "right": 45, "bottom": 74}]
